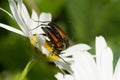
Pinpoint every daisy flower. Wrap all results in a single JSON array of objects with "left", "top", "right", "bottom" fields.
[
  {"left": 55, "top": 36, "right": 120, "bottom": 80},
  {"left": 0, "top": 0, "right": 54, "bottom": 55},
  {"left": 1, "top": 0, "right": 120, "bottom": 80},
  {"left": 0, "top": 0, "right": 72, "bottom": 75},
  {"left": 0, "top": 0, "right": 70, "bottom": 79}
]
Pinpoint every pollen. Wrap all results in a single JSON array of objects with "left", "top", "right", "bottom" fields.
[
  {"left": 30, "top": 35, "right": 37, "bottom": 45},
  {"left": 44, "top": 42, "right": 53, "bottom": 51},
  {"left": 47, "top": 53, "right": 60, "bottom": 60},
  {"left": 30, "top": 35, "right": 39, "bottom": 48}
]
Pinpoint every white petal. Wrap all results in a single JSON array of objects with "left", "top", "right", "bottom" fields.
[
  {"left": 31, "top": 26, "right": 45, "bottom": 34},
  {"left": 96, "top": 36, "right": 113, "bottom": 80},
  {"left": 30, "top": 10, "right": 43, "bottom": 34},
  {"left": 17, "top": 0, "right": 30, "bottom": 27},
  {"left": 41, "top": 46, "right": 50, "bottom": 55},
  {"left": 55, "top": 72, "right": 64, "bottom": 80},
  {"left": 31, "top": 10, "right": 38, "bottom": 21},
  {"left": 39, "top": 12, "right": 52, "bottom": 21},
  {"left": 62, "top": 57, "right": 73, "bottom": 63},
  {"left": 30, "top": 9, "right": 39, "bottom": 29},
  {"left": 35, "top": 34, "right": 51, "bottom": 55},
  {"left": 61, "top": 44, "right": 91, "bottom": 57},
  {"left": 71, "top": 51, "right": 99, "bottom": 80},
  {"left": 0, "top": 23, "right": 26, "bottom": 36},
  {"left": 100, "top": 47, "right": 113, "bottom": 80},
  {"left": 64, "top": 74, "right": 74, "bottom": 80},
  {"left": 8, "top": 0, "right": 29, "bottom": 36},
  {"left": 31, "top": 12, "right": 52, "bottom": 34},
  {"left": 35, "top": 34, "right": 45, "bottom": 47},
  {"left": 55, "top": 72, "right": 73, "bottom": 80},
  {"left": 96, "top": 36, "right": 107, "bottom": 70},
  {"left": 53, "top": 60, "right": 73, "bottom": 74},
  {"left": 0, "top": 8, "right": 13, "bottom": 18},
  {"left": 113, "top": 58, "right": 120, "bottom": 80}
]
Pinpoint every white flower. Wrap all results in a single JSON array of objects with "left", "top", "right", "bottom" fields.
[
  {"left": 1, "top": 1, "right": 120, "bottom": 80},
  {"left": 0, "top": 0, "right": 52, "bottom": 55},
  {"left": 55, "top": 36, "right": 120, "bottom": 80},
  {"left": 0, "top": 0, "right": 73, "bottom": 66}
]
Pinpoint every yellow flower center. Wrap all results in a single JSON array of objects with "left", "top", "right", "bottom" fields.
[{"left": 30, "top": 35, "right": 60, "bottom": 60}]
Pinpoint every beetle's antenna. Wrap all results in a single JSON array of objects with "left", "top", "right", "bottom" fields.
[
  {"left": 30, "top": 24, "right": 48, "bottom": 30},
  {"left": 32, "top": 19, "right": 51, "bottom": 23},
  {"left": 29, "top": 19, "right": 51, "bottom": 30},
  {"left": 56, "top": 54, "right": 70, "bottom": 65}
]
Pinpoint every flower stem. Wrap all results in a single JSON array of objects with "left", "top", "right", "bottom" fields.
[{"left": 18, "top": 58, "right": 36, "bottom": 80}]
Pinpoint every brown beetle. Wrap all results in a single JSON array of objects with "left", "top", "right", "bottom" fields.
[{"left": 41, "top": 22, "right": 69, "bottom": 55}]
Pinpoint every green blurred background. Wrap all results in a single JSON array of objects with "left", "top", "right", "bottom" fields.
[{"left": 0, "top": 0, "right": 120, "bottom": 80}]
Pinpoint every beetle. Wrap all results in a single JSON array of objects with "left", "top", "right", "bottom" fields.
[
  {"left": 41, "top": 22, "right": 69, "bottom": 55},
  {"left": 31, "top": 21, "right": 69, "bottom": 60}
]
